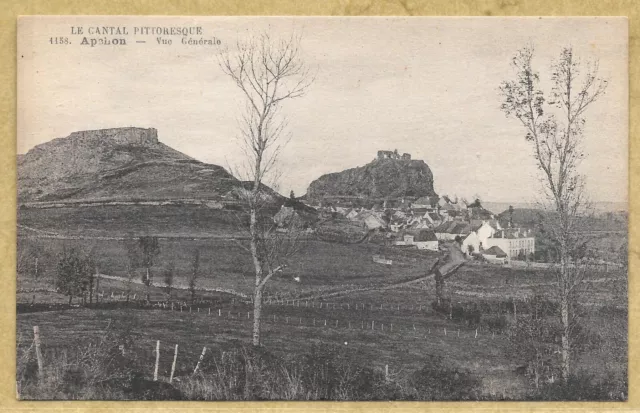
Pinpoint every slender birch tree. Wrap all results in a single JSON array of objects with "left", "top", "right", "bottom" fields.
[
  {"left": 499, "top": 45, "right": 608, "bottom": 379},
  {"left": 219, "top": 33, "right": 314, "bottom": 346}
]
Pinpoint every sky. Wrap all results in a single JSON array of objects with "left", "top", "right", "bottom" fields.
[{"left": 18, "top": 16, "right": 628, "bottom": 204}]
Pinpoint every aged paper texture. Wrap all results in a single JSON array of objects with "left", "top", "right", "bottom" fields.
[{"left": 4, "top": 9, "right": 634, "bottom": 413}]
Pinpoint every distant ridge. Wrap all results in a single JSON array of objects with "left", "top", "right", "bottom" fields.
[{"left": 484, "top": 201, "right": 628, "bottom": 215}]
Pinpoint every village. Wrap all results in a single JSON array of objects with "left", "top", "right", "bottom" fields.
[{"left": 273, "top": 149, "right": 536, "bottom": 267}]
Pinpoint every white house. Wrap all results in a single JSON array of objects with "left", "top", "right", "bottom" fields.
[
  {"left": 346, "top": 209, "right": 359, "bottom": 220},
  {"left": 361, "top": 213, "right": 386, "bottom": 231},
  {"left": 462, "top": 231, "right": 481, "bottom": 255},
  {"left": 461, "top": 221, "right": 502, "bottom": 255},
  {"left": 484, "top": 229, "right": 535, "bottom": 261}
]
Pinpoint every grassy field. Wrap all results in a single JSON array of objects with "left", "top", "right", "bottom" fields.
[{"left": 15, "top": 206, "right": 628, "bottom": 400}]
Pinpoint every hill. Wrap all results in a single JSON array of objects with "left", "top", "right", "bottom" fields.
[
  {"left": 306, "top": 155, "right": 436, "bottom": 203},
  {"left": 17, "top": 127, "right": 278, "bottom": 204}
]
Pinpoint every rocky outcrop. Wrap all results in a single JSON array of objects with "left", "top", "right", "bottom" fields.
[{"left": 307, "top": 157, "right": 437, "bottom": 202}]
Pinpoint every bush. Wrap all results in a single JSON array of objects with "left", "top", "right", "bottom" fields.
[
  {"left": 484, "top": 315, "right": 508, "bottom": 333},
  {"left": 407, "top": 355, "right": 481, "bottom": 400},
  {"left": 529, "top": 371, "right": 627, "bottom": 401}
]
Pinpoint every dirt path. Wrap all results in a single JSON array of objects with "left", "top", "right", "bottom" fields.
[
  {"left": 298, "top": 273, "right": 436, "bottom": 301},
  {"left": 97, "top": 273, "right": 249, "bottom": 299}
]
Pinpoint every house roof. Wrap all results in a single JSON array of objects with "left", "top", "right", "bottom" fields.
[
  {"left": 428, "top": 212, "right": 440, "bottom": 221},
  {"left": 414, "top": 229, "right": 438, "bottom": 242},
  {"left": 413, "top": 196, "right": 438, "bottom": 207},
  {"left": 483, "top": 246, "right": 507, "bottom": 258},
  {"left": 412, "top": 208, "right": 428, "bottom": 215},
  {"left": 470, "top": 222, "right": 483, "bottom": 232}
]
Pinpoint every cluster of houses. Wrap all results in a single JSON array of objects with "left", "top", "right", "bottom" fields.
[{"left": 309, "top": 195, "right": 536, "bottom": 264}]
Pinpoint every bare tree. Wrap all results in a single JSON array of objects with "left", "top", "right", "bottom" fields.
[
  {"left": 432, "top": 236, "right": 467, "bottom": 307},
  {"left": 138, "top": 236, "right": 161, "bottom": 304},
  {"left": 164, "top": 262, "right": 175, "bottom": 303},
  {"left": 219, "top": 32, "right": 314, "bottom": 346},
  {"left": 499, "top": 45, "right": 608, "bottom": 379},
  {"left": 188, "top": 250, "right": 199, "bottom": 304}
]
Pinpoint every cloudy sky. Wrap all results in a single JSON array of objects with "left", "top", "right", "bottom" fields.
[{"left": 18, "top": 16, "right": 627, "bottom": 203}]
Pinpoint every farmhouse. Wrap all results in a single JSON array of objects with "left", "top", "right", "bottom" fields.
[
  {"left": 413, "top": 229, "right": 439, "bottom": 250},
  {"left": 393, "top": 229, "right": 438, "bottom": 251},
  {"left": 462, "top": 220, "right": 501, "bottom": 254},
  {"left": 434, "top": 221, "right": 472, "bottom": 241},
  {"left": 360, "top": 212, "right": 387, "bottom": 230},
  {"left": 484, "top": 228, "right": 535, "bottom": 261}
]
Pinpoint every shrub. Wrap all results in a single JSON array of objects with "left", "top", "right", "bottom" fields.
[
  {"left": 407, "top": 355, "right": 481, "bottom": 400},
  {"left": 484, "top": 315, "right": 508, "bottom": 333},
  {"left": 529, "top": 371, "right": 627, "bottom": 401}
]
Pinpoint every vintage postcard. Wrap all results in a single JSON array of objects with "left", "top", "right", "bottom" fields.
[{"left": 16, "top": 16, "right": 628, "bottom": 401}]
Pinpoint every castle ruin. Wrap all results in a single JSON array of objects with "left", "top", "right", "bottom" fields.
[{"left": 377, "top": 150, "right": 411, "bottom": 160}]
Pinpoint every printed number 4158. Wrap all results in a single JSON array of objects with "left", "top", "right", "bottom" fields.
[{"left": 49, "top": 37, "right": 70, "bottom": 45}]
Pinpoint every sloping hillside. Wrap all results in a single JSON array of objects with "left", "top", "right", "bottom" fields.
[{"left": 17, "top": 127, "right": 268, "bottom": 204}]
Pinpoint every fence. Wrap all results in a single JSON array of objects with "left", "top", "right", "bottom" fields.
[{"left": 23, "top": 319, "right": 505, "bottom": 388}]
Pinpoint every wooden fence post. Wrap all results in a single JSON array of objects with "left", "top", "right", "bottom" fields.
[
  {"left": 385, "top": 364, "right": 389, "bottom": 382},
  {"left": 154, "top": 340, "right": 160, "bottom": 381},
  {"left": 170, "top": 344, "right": 178, "bottom": 383},
  {"left": 33, "top": 326, "right": 43, "bottom": 377},
  {"left": 193, "top": 346, "right": 207, "bottom": 375}
]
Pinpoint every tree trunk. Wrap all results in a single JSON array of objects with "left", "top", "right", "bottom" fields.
[
  {"left": 252, "top": 286, "right": 263, "bottom": 346},
  {"left": 68, "top": 295, "right": 72, "bottom": 306},
  {"left": 249, "top": 205, "right": 264, "bottom": 347},
  {"left": 560, "top": 242, "right": 571, "bottom": 381},
  {"left": 560, "top": 292, "right": 570, "bottom": 380},
  {"left": 146, "top": 267, "right": 151, "bottom": 304},
  {"left": 95, "top": 271, "right": 100, "bottom": 304},
  {"left": 435, "top": 270, "right": 444, "bottom": 306}
]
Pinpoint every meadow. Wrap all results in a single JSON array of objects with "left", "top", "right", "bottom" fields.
[{"left": 15, "top": 205, "right": 628, "bottom": 401}]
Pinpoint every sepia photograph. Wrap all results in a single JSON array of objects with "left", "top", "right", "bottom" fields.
[{"left": 16, "top": 16, "right": 628, "bottom": 401}]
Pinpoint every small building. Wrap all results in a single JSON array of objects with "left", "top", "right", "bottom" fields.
[
  {"left": 273, "top": 205, "right": 299, "bottom": 227},
  {"left": 413, "top": 229, "right": 439, "bottom": 251},
  {"left": 462, "top": 231, "right": 481, "bottom": 255},
  {"left": 361, "top": 213, "right": 387, "bottom": 231},
  {"left": 482, "top": 246, "right": 508, "bottom": 264},
  {"left": 434, "top": 221, "right": 472, "bottom": 241},
  {"left": 393, "top": 229, "right": 438, "bottom": 251},
  {"left": 373, "top": 254, "right": 393, "bottom": 265},
  {"left": 346, "top": 209, "right": 359, "bottom": 220}
]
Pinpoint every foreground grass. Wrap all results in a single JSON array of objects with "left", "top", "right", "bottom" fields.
[{"left": 16, "top": 307, "right": 625, "bottom": 401}]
